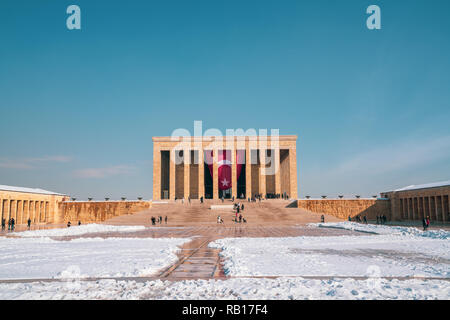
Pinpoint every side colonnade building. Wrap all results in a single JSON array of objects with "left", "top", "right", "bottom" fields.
[
  {"left": 152, "top": 135, "right": 298, "bottom": 200},
  {"left": 381, "top": 181, "right": 450, "bottom": 222},
  {"left": 0, "top": 185, "right": 69, "bottom": 224}
]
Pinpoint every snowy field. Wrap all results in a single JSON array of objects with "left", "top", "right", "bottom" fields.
[
  {"left": 0, "top": 237, "right": 188, "bottom": 280},
  {"left": 0, "top": 222, "right": 449, "bottom": 299},
  {"left": 12, "top": 224, "right": 146, "bottom": 238},
  {"left": 0, "top": 277, "right": 448, "bottom": 300},
  {"left": 310, "top": 222, "right": 450, "bottom": 239},
  {"left": 209, "top": 229, "right": 450, "bottom": 278}
]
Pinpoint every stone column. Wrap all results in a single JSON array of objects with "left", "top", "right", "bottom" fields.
[
  {"left": 213, "top": 149, "right": 218, "bottom": 199},
  {"left": 40, "top": 201, "right": 44, "bottom": 223},
  {"left": 23, "top": 201, "right": 28, "bottom": 223},
  {"left": 4, "top": 200, "right": 9, "bottom": 220},
  {"left": 169, "top": 149, "right": 176, "bottom": 200},
  {"left": 45, "top": 202, "right": 49, "bottom": 222},
  {"left": 34, "top": 201, "right": 38, "bottom": 223},
  {"left": 153, "top": 147, "right": 161, "bottom": 201},
  {"left": 428, "top": 196, "right": 432, "bottom": 220},
  {"left": 259, "top": 149, "right": 266, "bottom": 197},
  {"left": 434, "top": 196, "right": 439, "bottom": 221},
  {"left": 184, "top": 149, "right": 190, "bottom": 200},
  {"left": 289, "top": 147, "right": 298, "bottom": 199},
  {"left": 274, "top": 148, "right": 281, "bottom": 196},
  {"left": 231, "top": 148, "right": 237, "bottom": 199},
  {"left": 198, "top": 148, "right": 205, "bottom": 200},
  {"left": 245, "top": 146, "right": 251, "bottom": 199},
  {"left": 17, "top": 200, "right": 22, "bottom": 224},
  {"left": 406, "top": 198, "right": 412, "bottom": 220},
  {"left": 442, "top": 195, "right": 447, "bottom": 222},
  {"left": 11, "top": 200, "right": 16, "bottom": 221}
]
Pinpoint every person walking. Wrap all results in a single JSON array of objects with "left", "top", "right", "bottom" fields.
[
  {"left": 11, "top": 218, "right": 15, "bottom": 231},
  {"left": 27, "top": 218, "right": 31, "bottom": 229},
  {"left": 67, "top": 221, "right": 71, "bottom": 228},
  {"left": 78, "top": 221, "right": 81, "bottom": 226},
  {"left": 363, "top": 216, "right": 367, "bottom": 224},
  {"left": 165, "top": 216, "right": 168, "bottom": 224},
  {"left": 426, "top": 216, "right": 430, "bottom": 230},
  {"left": 8, "top": 218, "right": 11, "bottom": 231},
  {"left": 1, "top": 218, "right": 5, "bottom": 230},
  {"left": 422, "top": 217, "right": 427, "bottom": 231},
  {"left": 321, "top": 215, "right": 325, "bottom": 223}
]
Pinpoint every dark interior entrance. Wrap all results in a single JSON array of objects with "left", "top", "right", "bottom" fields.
[{"left": 204, "top": 162, "right": 213, "bottom": 199}]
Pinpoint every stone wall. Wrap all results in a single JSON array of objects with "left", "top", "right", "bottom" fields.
[
  {"left": 297, "top": 199, "right": 391, "bottom": 220},
  {"left": 59, "top": 201, "right": 151, "bottom": 223}
]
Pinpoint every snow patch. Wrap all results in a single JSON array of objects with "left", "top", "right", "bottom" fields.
[
  {"left": 0, "top": 277, "right": 448, "bottom": 300},
  {"left": 0, "top": 237, "right": 189, "bottom": 280},
  {"left": 12, "top": 224, "right": 146, "bottom": 238},
  {"left": 310, "top": 222, "right": 450, "bottom": 239}
]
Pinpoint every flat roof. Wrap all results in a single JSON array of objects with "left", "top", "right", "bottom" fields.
[
  {"left": 0, "top": 185, "right": 67, "bottom": 196},
  {"left": 391, "top": 180, "right": 450, "bottom": 192},
  {"left": 153, "top": 135, "right": 297, "bottom": 142}
]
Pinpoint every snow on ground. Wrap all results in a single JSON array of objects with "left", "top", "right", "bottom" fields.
[
  {"left": 209, "top": 234, "right": 450, "bottom": 278},
  {"left": 12, "top": 224, "right": 146, "bottom": 237},
  {"left": 310, "top": 222, "right": 450, "bottom": 239},
  {"left": 0, "top": 237, "right": 189, "bottom": 280},
  {"left": 0, "top": 277, "right": 448, "bottom": 300}
]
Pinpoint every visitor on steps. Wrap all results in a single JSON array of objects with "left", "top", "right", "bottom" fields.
[
  {"left": 27, "top": 218, "right": 31, "bottom": 229},
  {"left": 165, "top": 216, "right": 168, "bottom": 224}
]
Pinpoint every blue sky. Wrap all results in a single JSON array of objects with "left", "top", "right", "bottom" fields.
[{"left": 1, "top": 0, "right": 449, "bottom": 199}]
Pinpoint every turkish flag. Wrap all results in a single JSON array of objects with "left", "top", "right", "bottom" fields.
[
  {"left": 205, "top": 150, "right": 245, "bottom": 191},
  {"left": 218, "top": 150, "right": 232, "bottom": 190}
]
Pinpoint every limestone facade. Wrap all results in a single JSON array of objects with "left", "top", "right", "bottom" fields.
[
  {"left": 297, "top": 199, "right": 391, "bottom": 220},
  {"left": 381, "top": 184, "right": 450, "bottom": 222},
  {"left": 152, "top": 135, "right": 298, "bottom": 200},
  {"left": 60, "top": 200, "right": 151, "bottom": 223},
  {"left": 0, "top": 187, "right": 69, "bottom": 224}
]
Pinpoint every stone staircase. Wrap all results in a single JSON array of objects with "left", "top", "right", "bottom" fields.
[{"left": 104, "top": 199, "right": 343, "bottom": 226}]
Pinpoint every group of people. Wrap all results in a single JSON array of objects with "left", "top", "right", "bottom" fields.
[
  {"left": 233, "top": 202, "right": 246, "bottom": 223},
  {"left": 1, "top": 218, "right": 34, "bottom": 231},
  {"left": 174, "top": 196, "right": 192, "bottom": 204},
  {"left": 352, "top": 215, "right": 368, "bottom": 224},
  {"left": 151, "top": 215, "right": 167, "bottom": 225},
  {"left": 1, "top": 218, "right": 16, "bottom": 231},
  {"left": 376, "top": 215, "right": 388, "bottom": 224},
  {"left": 265, "top": 193, "right": 289, "bottom": 199},
  {"left": 67, "top": 221, "right": 81, "bottom": 228}
]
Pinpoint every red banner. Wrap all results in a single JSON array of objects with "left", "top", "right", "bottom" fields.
[
  {"left": 218, "top": 150, "right": 231, "bottom": 190},
  {"left": 205, "top": 150, "right": 245, "bottom": 191}
]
